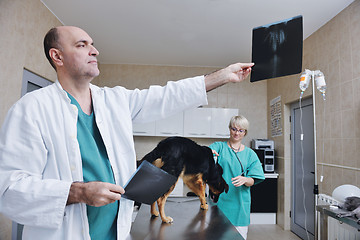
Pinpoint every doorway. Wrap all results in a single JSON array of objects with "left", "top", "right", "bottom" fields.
[
  {"left": 290, "top": 97, "right": 315, "bottom": 240},
  {"left": 12, "top": 69, "right": 52, "bottom": 240}
]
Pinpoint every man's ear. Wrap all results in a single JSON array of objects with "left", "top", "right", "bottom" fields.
[{"left": 49, "top": 48, "right": 63, "bottom": 67}]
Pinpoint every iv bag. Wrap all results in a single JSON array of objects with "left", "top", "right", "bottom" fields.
[
  {"left": 299, "top": 69, "right": 311, "bottom": 91},
  {"left": 315, "top": 71, "right": 326, "bottom": 94}
]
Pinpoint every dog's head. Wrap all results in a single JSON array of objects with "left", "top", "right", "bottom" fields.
[{"left": 207, "top": 162, "right": 229, "bottom": 203}]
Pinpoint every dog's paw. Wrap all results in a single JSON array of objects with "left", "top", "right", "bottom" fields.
[
  {"left": 162, "top": 216, "right": 173, "bottom": 223},
  {"left": 200, "top": 203, "right": 208, "bottom": 210},
  {"left": 151, "top": 211, "right": 159, "bottom": 217}
]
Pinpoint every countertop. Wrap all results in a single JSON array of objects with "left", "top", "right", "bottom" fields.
[{"left": 316, "top": 205, "right": 360, "bottom": 231}]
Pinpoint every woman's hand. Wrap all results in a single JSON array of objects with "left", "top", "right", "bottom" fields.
[
  {"left": 231, "top": 176, "right": 254, "bottom": 187},
  {"left": 212, "top": 149, "right": 219, "bottom": 156}
]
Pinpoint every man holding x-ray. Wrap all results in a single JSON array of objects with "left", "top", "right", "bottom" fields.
[{"left": 0, "top": 25, "right": 254, "bottom": 240}]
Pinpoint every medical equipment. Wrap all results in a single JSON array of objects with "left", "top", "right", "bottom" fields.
[
  {"left": 252, "top": 139, "right": 275, "bottom": 172},
  {"left": 315, "top": 71, "right": 326, "bottom": 94},
  {"left": 298, "top": 68, "right": 327, "bottom": 240},
  {"left": 332, "top": 184, "right": 360, "bottom": 203},
  {"left": 251, "top": 139, "right": 274, "bottom": 149},
  {"left": 299, "top": 69, "right": 327, "bottom": 100},
  {"left": 299, "top": 69, "right": 311, "bottom": 92}
]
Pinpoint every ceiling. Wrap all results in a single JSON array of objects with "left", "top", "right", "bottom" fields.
[{"left": 41, "top": 0, "right": 354, "bottom": 68}]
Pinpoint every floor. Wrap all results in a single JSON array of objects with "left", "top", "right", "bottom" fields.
[{"left": 248, "top": 225, "right": 301, "bottom": 240}]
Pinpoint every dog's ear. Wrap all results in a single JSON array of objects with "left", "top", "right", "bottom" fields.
[{"left": 216, "top": 162, "right": 224, "bottom": 174}]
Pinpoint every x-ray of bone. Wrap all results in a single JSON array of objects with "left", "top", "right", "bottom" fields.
[{"left": 251, "top": 15, "right": 303, "bottom": 82}]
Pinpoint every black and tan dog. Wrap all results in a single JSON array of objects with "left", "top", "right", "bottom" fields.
[{"left": 141, "top": 136, "right": 229, "bottom": 223}]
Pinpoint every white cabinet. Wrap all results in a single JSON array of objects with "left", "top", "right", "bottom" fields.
[
  {"left": 133, "top": 108, "right": 238, "bottom": 138},
  {"left": 155, "top": 112, "right": 184, "bottom": 136},
  {"left": 132, "top": 121, "right": 155, "bottom": 136},
  {"left": 183, "top": 108, "right": 212, "bottom": 138},
  {"left": 211, "top": 108, "right": 239, "bottom": 138}
]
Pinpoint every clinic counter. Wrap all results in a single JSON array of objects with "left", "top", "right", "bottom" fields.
[{"left": 129, "top": 197, "right": 243, "bottom": 240}]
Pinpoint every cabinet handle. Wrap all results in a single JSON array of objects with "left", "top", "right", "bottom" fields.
[
  {"left": 160, "top": 132, "right": 178, "bottom": 135},
  {"left": 133, "top": 131, "right": 147, "bottom": 134},
  {"left": 188, "top": 133, "right": 206, "bottom": 136}
]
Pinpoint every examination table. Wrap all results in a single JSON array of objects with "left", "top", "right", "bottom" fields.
[{"left": 129, "top": 197, "right": 243, "bottom": 240}]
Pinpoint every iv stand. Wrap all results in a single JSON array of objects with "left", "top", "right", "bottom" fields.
[
  {"left": 311, "top": 72, "right": 319, "bottom": 240},
  {"left": 300, "top": 68, "right": 325, "bottom": 240}
]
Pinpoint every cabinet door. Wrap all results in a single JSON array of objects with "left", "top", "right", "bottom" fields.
[
  {"left": 132, "top": 121, "right": 156, "bottom": 136},
  {"left": 183, "top": 108, "right": 212, "bottom": 138},
  {"left": 155, "top": 112, "right": 184, "bottom": 136},
  {"left": 211, "top": 108, "right": 238, "bottom": 138},
  {"left": 250, "top": 177, "right": 277, "bottom": 213}
]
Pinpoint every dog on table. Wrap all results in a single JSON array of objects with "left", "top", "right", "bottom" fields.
[{"left": 141, "top": 136, "right": 229, "bottom": 223}]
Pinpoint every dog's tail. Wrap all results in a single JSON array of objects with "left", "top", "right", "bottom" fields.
[{"left": 138, "top": 147, "right": 161, "bottom": 167}]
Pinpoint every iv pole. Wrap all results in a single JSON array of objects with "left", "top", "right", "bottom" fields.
[
  {"left": 300, "top": 69, "right": 326, "bottom": 240},
  {"left": 310, "top": 72, "right": 319, "bottom": 240}
]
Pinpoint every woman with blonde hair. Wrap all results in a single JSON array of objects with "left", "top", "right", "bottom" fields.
[{"left": 210, "top": 115, "right": 265, "bottom": 239}]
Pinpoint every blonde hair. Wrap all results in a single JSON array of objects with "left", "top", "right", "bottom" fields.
[{"left": 228, "top": 115, "right": 249, "bottom": 135}]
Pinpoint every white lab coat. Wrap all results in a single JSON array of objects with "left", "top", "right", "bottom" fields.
[{"left": 0, "top": 76, "right": 207, "bottom": 240}]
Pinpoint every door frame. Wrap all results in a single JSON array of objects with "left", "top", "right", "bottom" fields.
[
  {"left": 290, "top": 96, "right": 315, "bottom": 240},
  {"left": 12, "top": 69, "right": 52, "bottom": 240}
]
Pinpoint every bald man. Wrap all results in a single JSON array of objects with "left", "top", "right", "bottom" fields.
[{"left": 0, "top": 26, "right": 253, "bottom": 240}]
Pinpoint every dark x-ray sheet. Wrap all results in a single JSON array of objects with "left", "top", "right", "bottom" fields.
[
  {"left": 123, "top": 160, "right": 177, "bottom": 205},
  {"left": 250, "top": 15, "right": 303, "bottom": 82}
]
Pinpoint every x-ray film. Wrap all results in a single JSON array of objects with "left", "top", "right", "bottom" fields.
[
  {"left": 250, "top": 15, "right": 303, "bottom": 82},
  {"left": 123, "top": 160, "right": 177, "bottom": 205}
]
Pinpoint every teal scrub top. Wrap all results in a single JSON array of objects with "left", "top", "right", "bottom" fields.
[
  {"left": 209, "top": 141, "right": 265, "bottom": 226},
  {"left": 67, "top": 93, "right": 118, "bottom": 240}
]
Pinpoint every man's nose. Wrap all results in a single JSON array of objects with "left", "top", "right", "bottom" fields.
[{"left": 90, "top": 45, "right": 99, "bottom": 56}]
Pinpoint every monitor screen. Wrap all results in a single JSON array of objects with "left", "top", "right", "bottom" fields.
[{"left": 250, "top": 15, "right": 303, "bottom": 82}]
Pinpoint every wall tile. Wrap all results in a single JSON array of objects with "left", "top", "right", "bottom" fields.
[
  {"left": 327, "top": 87, "right": 341, "bottom": 113},
  {"left": 326, "top": 59, "right": 341, "bottom": 87},
  {"left": 350, "top": 1, "right": 360, "bottom": 51},
  {"left": 341, "top": 169, "right": 357, "bottom": 186},
  {"left": 329, "top": 111, "right": 342, "bottom": 139},
  {"left": 331, "top": 168, "right": 342, "bottom": 193},
  {"left": 340, "top": 53, "right": 353, "bottom": 83},
  {"left": 341, "top": 110, "right": 355, "bottom": 138},
  {"left": 341, "top": 139, "right": 357, "bottom": 167},
  {"left": 352, "top": 48, "right": 360, "bottom": 77},
  {"left": 330, "top": 139, "right": 342, "bottom": 165},
  {"left": 319, "top": 165, "right": 332, "bottom": 195},
  {"left": 340, "top": 81, "right": 354, "bottom": 110}
]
